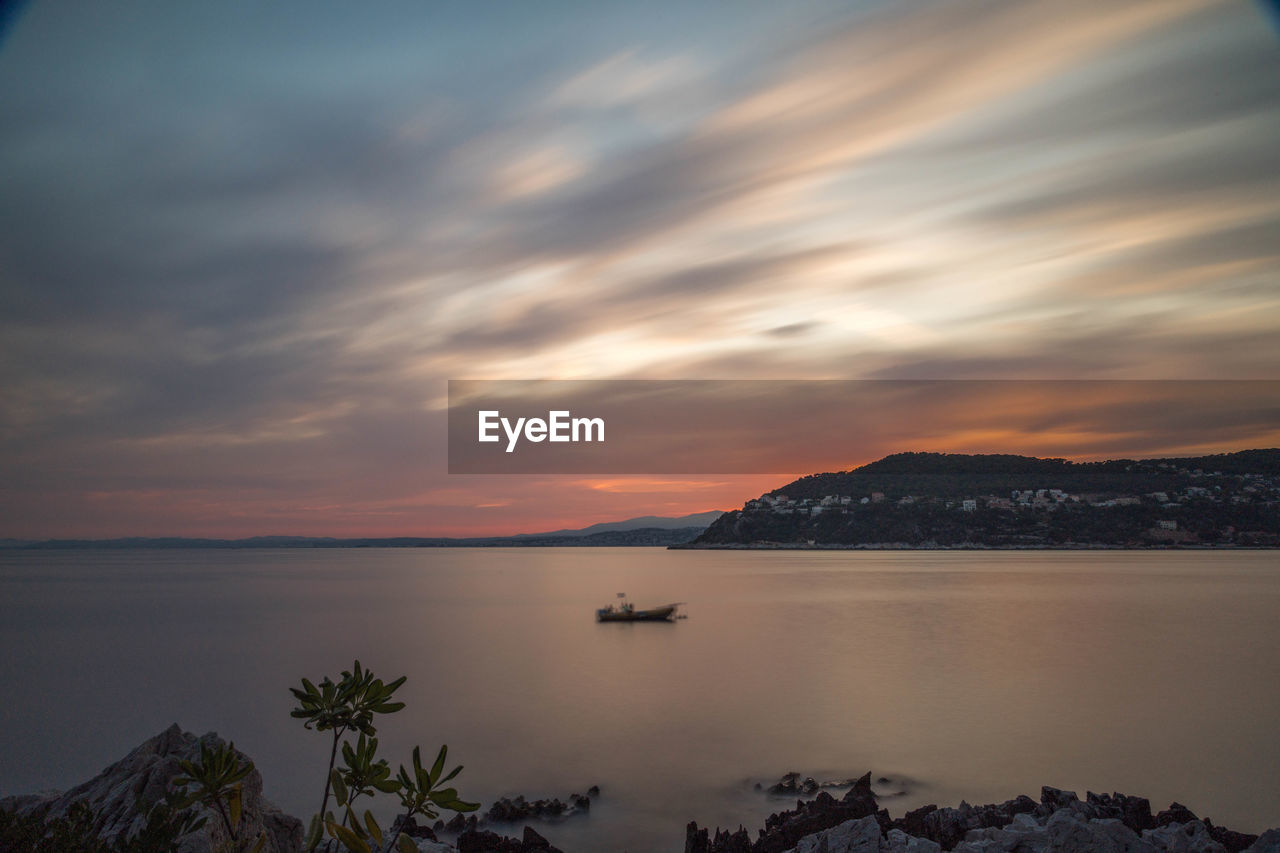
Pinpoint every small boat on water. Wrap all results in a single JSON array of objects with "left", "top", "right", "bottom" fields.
[{"left": 596, "top": 593, "right": 683, "bottom": 622}]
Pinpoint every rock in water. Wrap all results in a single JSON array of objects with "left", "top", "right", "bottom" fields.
[{"left": 0, "top": 723, "right": 301, "bottom": 853}]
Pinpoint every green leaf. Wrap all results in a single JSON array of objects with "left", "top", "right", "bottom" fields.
[
  {"left": 398, "top": 835, "right": 418, "bottom": 853},
  {"left": 332, "top": 769, "right": 349, "bottom": 807},
  {"left": 305, "top": 814, "right": 323, "bottom": 850},
  {"left": 428, "top": 787, "right": 459, "bottom": 807},
  {"left": 327, "top": 819, "right": 370, "bottom": 853},
  {"left": 440, "top": 765, "right": 462, "bottom": 784},
  {"left": 363, "top": 810, "right": 382, "bottom": 847},
  {"left": 249, "top": 833, "right": 267, "bottom": 853},
  {"left": 429, "top": 745, "right": 447, "bottom": 785},
  {"left": 229, "top": 785, "right": 242, "bottom": 829}
]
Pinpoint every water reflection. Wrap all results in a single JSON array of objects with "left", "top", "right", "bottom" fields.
[{"left": 0, "top": 549, "right": 1277, "bottom": 851}]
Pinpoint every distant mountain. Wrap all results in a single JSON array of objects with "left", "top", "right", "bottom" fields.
[
  {"left": 687, "top": 449, "right": 1280, "bottom": 549},
  {"left": 514, "top": 511, "right": 724, "bottom": 538},
  {"left": 5, "top": 511, "right": 725, "bottom": 549}
]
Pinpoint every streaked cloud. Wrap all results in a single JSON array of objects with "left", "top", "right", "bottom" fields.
[{"left": 0, "top": 0, "right": 1276, "bottom": 536}]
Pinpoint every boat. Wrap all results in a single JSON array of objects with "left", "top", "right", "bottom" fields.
[{"left": 596, "top": 593, "right": 682, "bottom": 622}]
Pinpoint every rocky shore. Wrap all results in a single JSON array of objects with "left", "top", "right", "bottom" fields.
[
  {"left": 2, "top": 728, "right": 1277, "bottom": 852},
  {"left": 687, "top": 773, "right": 1279, "bottom": 853},
  {"left": 0, "top": 725, "right": 302, "bottom": 853}
]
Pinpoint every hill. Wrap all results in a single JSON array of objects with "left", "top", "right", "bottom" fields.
[{"left": 687, "top": 450, "right": 1280, "bottom": 549}]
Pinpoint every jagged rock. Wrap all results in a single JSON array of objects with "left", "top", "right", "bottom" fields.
[
  {"left": 885, "top": 828, "right": 942, "bottom": 853},
  {"left": 587, "top": 786, "right": 600, "bottom": 798},
  {"left": 1041, "top": 787, "right": 1082, "bottom": 811},
  {"left": 522, "top": 825, "right": 554, "bottom": 849},
  {"left": 392, "top": 813, "right": 440, "bottom": 841},
  {"left": 1206, "top": 824, "right": 1260, "bottom": 853},
  {"left": 687, "top": 772, "right": 889, "bottom": 853},
  {"left": 1143, "top": 821, "right": 1227, "bottom": 853},
  {"left": 484, "top": 791, "right": 589, "bottom": 823},
  {"left": 0, "top": 724, "right": 300, "bottom": 853},
  {"left": 1043, "top": 809, "right": 1155, "bottom": 853},
  {"left": 457, "top": 825, "right": 564, "bottom": 852},
  {"left": 710, "top": 826, "right": 754, "bottom": 853},
  {"left": 687, "top": 819, "right": 711, "bottom": 853},
  {"left": 897, "top": 805, "right": 939, "bottom": 840},
  {"left": 769, "top": 773, "right": 820, "bottom": 797},
  {"left": 458, "top": 827, "right": 521, "bottom": 852},
  {"left": 1157, "top": 805, "right": 1201, "bottom": 828},
  {"left": 785, "top": 816, "right": 882, "bottom": 853},
  {"left": 765, "top": 773, "right": 885, "bottom": 798},
  {"left": 446, "top": 812, "right": 474, "bottom": 832},
  {"left": 705, "top": 775, "right": 1274, "bottom": 853},
  {"left": 951, "top": 810, "right": 1046, "bottom": 852},
  {"left": 895, "top": 795, "right": 1037, "bottom": 849},
  {"left": 409, "top": 841, "right": 459, "bottom": 853},
  {"left": 1245, "top": 829, "right": 1280, "bottom": 853},
  {"left": 1086, "top": 792, "right": 1157, "bottom": 832}
]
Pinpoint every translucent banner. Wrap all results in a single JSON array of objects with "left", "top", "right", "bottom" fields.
[{"left": 447, "top": 380, "right": 1280, "bottom": 474}]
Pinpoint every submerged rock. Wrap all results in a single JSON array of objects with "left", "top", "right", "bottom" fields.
[
  {"left": 768, "top": 773, "right": 821, "bottom": 798},
  {"left": 482, "top": 787, "right": 598, "bottom": 824}
]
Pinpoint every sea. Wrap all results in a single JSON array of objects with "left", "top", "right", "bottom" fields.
[{"left": 1, "top": 548, "right": 1277, "bottom": 851}]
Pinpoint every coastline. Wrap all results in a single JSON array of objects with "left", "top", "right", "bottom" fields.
[
  {"left": 5, "top": 732, "right": 1277, "bottom": 852},
  {"left": 670, "top": 542, "right": 1279, "bottom": 550}
]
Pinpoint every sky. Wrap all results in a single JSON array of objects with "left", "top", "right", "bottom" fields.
[{"left": 1, "top": 0, "right": 1278, "bottom": 538}]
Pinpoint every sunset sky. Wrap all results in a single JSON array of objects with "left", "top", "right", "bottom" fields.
[{"left": 1, "top": 0, "right": 1279, "bottom": 538}]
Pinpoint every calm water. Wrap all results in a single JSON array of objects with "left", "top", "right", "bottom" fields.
[{"left": 1, "top": 549, "right": 1278, "bottom": 850}]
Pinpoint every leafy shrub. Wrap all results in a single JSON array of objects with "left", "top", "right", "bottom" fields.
[{"left": 291, "top": 660, "right": 478, "bottom": 853}]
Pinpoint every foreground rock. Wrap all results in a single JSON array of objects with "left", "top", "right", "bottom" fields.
[
  {"left": 0, "top": 724, "right": 301, "bottom": 853},
  {"left": 687, "top": 772, "right": 887, "bottom": 853},
  {"left": 686, "top": 776, "right": 1277, "bottom": 853}
]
